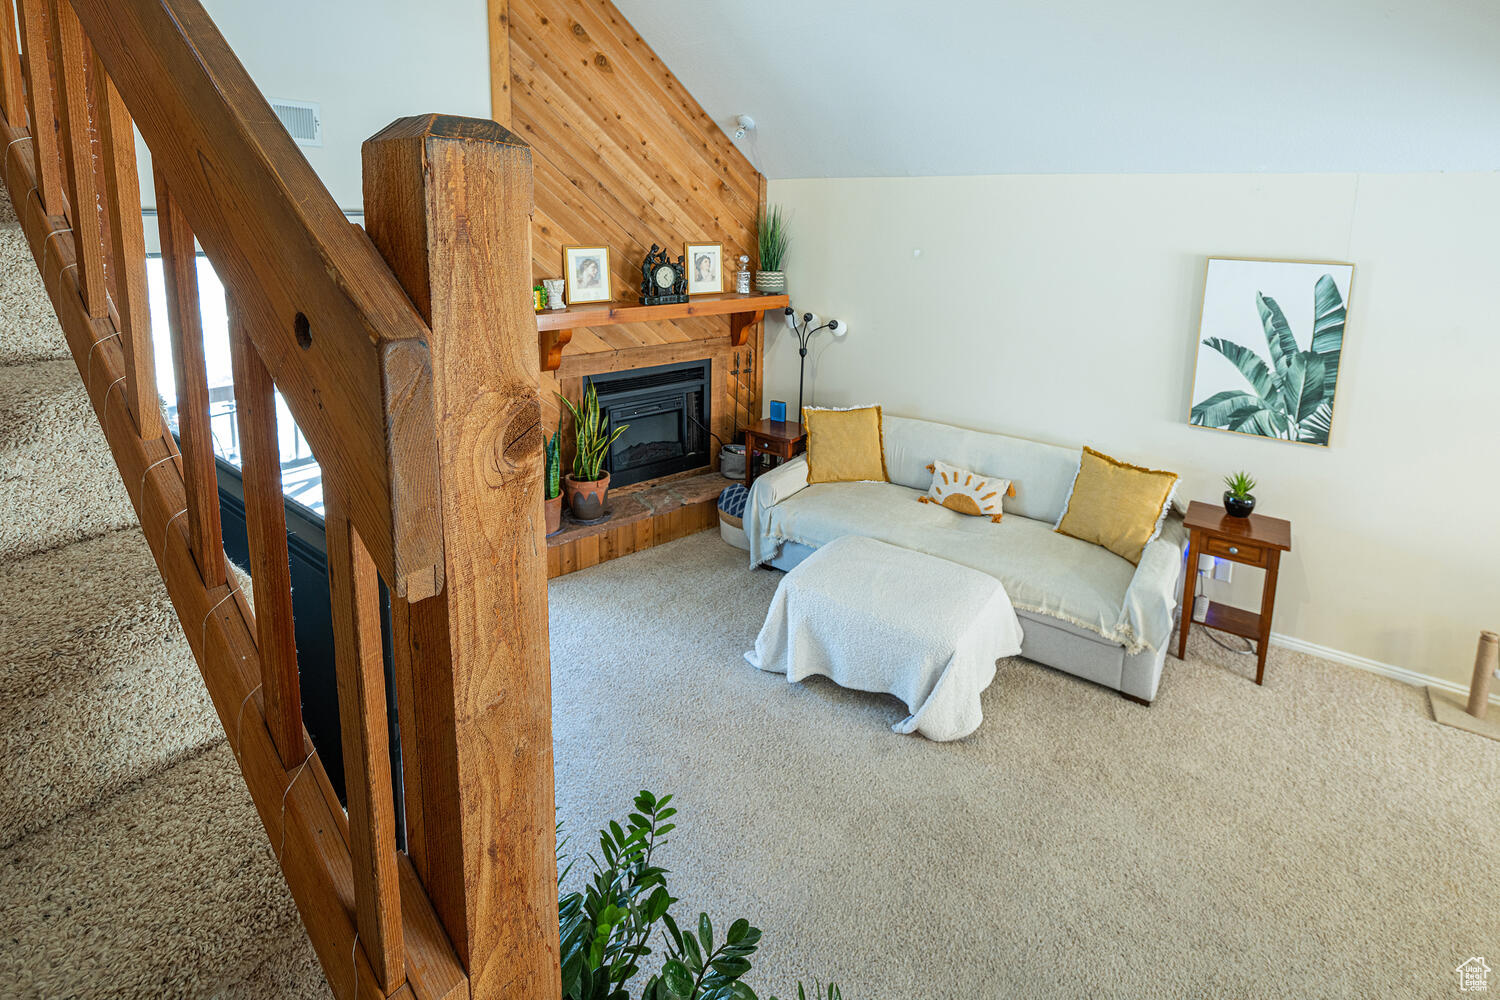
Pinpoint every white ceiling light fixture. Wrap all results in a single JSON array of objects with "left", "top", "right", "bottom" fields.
[{"left": 733, "top": 114, "right": 755, "bottom": 141}]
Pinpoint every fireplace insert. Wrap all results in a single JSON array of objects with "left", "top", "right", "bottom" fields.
[{"left": 588, "top": 359, "right": 710, "bottom": 487}]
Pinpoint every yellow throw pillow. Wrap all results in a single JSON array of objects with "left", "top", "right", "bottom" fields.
[
  {"left": 918, "top": 460, "right": 1015, "bottom": 522},
  {"left": 1054, "top": 447, "right": 1178, "bottom": 565},
  {"left": 802, "top": 405, "right": 888, "bottom": 484}
]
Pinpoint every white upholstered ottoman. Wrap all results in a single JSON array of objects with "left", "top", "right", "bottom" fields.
[{"left": 745, "top": 535, "right": 1023, "bottom": 740}]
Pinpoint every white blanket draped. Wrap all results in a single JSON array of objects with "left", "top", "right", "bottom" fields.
[{"left": 745, "top": 536, "right": 1023, "bottom": 741}]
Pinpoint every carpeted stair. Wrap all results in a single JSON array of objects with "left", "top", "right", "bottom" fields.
[{"left": 0, "top": 183, "right": 328, "bottom": 997}]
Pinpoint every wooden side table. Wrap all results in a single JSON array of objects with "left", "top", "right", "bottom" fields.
[
  {"left": 1177, "top": 500, "right": 1292, "bottom": 685},
  {"left": 743, "top": 419, "right": 805, "bottom": 489}
]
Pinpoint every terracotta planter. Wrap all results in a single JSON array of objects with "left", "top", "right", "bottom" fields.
[
  {"left": 564, "top": 472, "right": 611, "bottom": 521},
  {"left": 545, "top": 494, "right": 563, "bottom": 535}
]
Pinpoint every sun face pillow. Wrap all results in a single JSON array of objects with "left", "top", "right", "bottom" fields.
[{"left": 918, "top": 460, "right": 1016, "bottom": 522}]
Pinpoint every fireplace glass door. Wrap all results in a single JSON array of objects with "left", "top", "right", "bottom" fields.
[{"left": 588, "top": 360, "right": 710, "bottom": 487}]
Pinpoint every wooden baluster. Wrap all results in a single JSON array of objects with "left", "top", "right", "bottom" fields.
[
  {"left": 364, "top": 115, "right": 558, "bottom": 1000},
  {"left": 14, "top": 0, "right": 63, "bottom": 214},
  {"left": 82, "top": 53, "right": 113, "bottom": 303},
  {"left": 155, "top": 172, "right": 227, "bottom": 588},
  {"left": 47, "top": 0, "right": 105, "bottom": 314},
  {"left": 0, "top": 0, "right": 25, "bottom": 127},
  {"left": 227, "top": 304, "right": 307, "bottom": 766},
  {"left": 90, "top": 55, "right": 157, "bottom": 438},
  {"left": 325, "top": 496, "right": 404, "bottom": 992}
]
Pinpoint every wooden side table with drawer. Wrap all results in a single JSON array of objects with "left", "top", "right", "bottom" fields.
[
  {"left": 743, "top": 418, "right": 806, "bottom": 489},
  {"left": 1176, "top": 500, "right": 1293, "bottom": 685}
]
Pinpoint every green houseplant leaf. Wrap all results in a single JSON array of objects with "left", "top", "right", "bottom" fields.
[
  {"left": 557, "top": 382, "right": 629, "bottom": 483},
  {"left": 757, "top": 206, "right": 790, "bottom": 272},
  {"left": 1199, "top": 337, "right": 1279, "bottom": 402},
  {"left": 1190, "top": 390, "right": 1287, "bottom": 436},
  {"left": 559, "top": 793, "right": 844, "bottom": 1000},
  {"left": 544, "top": 414, "right": 563, "bottom": 500},
  {"left": 1278, "top": 351, "right": 1327, "bottom": 425},
  {"left": 1310, "top": 274, "right": 1345, "bottom": 367},
  {"left": 1225, "top": 404, "right": 1285, "bottom": 438},
  {"left": 1256, "top": 292, "right": 1300, "bottom": 373},
  {"left": 1307, "top": 274, "right": 1346, "bottom": 442}
]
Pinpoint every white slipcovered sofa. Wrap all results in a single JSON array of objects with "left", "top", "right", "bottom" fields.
[{"left": 745, "top": 415, "right": 1188, "bottom": 703}]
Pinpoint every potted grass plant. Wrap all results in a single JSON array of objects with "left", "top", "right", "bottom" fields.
[
  {"left": 544, "top": 414, "right": 564, "bottom": 535},
  {"left": 557, "top": 382, "right": 628, "bottom": 522},
  {"left": 755, "top": 205, "right": 790, "bottom": 294},
  {"left": 1223, "top": 470, "right": 1257, "bottom": 517}
]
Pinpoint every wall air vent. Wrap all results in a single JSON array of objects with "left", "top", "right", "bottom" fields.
[{"left": 269, "top": 99, "right": 322, "bottom": 147}]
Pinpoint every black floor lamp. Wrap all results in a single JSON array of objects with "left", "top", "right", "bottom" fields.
[{"left": 783, "top": 307, "right": 849, "bottom": 420}]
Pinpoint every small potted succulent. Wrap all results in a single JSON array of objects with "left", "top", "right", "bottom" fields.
[
  {"left": 556, "top": 382, "right": 628, "bottom": 522},
  {"left": 755, "top": 205, "right": 789, "bottom": 293},
  {"left": 1223, "top": 470, "right": 1257, "bottom": 517},
  {"left": 543, "top": 414, "right": 563, "bottom": 535}
]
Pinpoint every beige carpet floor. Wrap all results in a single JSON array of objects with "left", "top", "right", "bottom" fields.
[{"left": 550, "top": 531, "right": 1500, "bottom": 1000}]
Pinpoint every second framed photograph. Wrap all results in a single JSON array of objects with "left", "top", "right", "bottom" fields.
[
  {"left": 563, "top": 246, "right": 612, "bottom": 304},
  {"left": 685, "top": 242, "right": 723, "bottom": 296}
]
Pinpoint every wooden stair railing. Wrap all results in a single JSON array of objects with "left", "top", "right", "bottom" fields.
[{"left": 0, "top": 2, "right": 560, "bottom": 999}]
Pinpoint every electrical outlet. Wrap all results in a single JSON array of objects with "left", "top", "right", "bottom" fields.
[{"left": 1214, "top": 558, "right": 1233, "bottom": 583}]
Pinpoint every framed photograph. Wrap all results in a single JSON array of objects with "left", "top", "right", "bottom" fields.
[
  {"left": 684, "top": 242, "right": 723, "bottom": 296},
  {"left": 1188, "top": 257, "right": 1354, "bottom": 448},
  {"left": 563, "top": 246, "right": 612, "bottom": 304}
]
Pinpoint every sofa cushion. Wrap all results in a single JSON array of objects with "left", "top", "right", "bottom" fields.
[
  {"left": 881, "top": 415, "right": 1079, "bottom": 523},
  {"left": 763, "top": 480, "right": 1141, "bottom": 646},
  {"left": 803, "top": 405, "right": 889, "bottom": 484},
  {"left": 1055, "top": 446, "right": 1179, "bottom": 565}
]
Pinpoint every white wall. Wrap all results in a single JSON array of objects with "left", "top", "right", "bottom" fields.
[
  {"left": 140, "top": 0, "right": 490, "bottom": 211},
  {"left": 764, "top": 172, "right": 1500, "bottom": 688},
  {"left": 620, "top": 0, "right": 1500, "bottom": 178}
]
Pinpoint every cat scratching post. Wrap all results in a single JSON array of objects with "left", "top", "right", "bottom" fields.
[
  {"left": 1428, "top": 630, "right": 1500, "bottom": 741},
  {"left": 1465, "top": 631, "right": 1499, "bottom": 717}
]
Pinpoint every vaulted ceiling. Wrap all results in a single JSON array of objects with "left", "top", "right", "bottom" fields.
[{"left": 614, "top": 0, "right": 1500, "bottom": 178}]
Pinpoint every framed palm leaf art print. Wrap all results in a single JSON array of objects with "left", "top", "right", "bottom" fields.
[{"left": 1188, "top": 257, "right": 1353, "bottom": 447}]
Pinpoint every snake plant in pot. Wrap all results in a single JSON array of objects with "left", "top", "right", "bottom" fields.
[
  {"left": 545, "top": 415, "right": 564, "bottom": 535},
  {"left": 557, "top": 382, "right": 629, "bottom": 521}
]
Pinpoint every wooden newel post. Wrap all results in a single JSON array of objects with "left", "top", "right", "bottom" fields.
[{"left": 362, "top": 115, "right": 560, "bottom": 1000}]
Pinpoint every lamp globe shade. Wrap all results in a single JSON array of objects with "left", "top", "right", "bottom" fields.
[
  {"left": 802, "top": 312, "right": 821, "bottom": 329},
  {"left": 783, "top": 307, "right": 797, "bottom": 330},
  {"left": 829, "top": 319, "right": 849, "bottom": 338}
]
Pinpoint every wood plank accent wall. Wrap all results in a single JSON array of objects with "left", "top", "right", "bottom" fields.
[{"left": 492, "top": 0, "right": 767, "bottom": 449}]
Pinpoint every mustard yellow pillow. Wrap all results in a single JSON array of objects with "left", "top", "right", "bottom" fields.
[
  {"left": 802, "top": 405, "right": 888, "bottom": 484},
  {"left": 1054, "top": 447, "right": 1178, "bottom": 564},
  {"left": 918, "top": 460, "right": 1015, "bottom": 522}
]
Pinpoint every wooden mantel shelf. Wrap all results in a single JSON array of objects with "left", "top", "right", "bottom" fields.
[{"left": 536, "top": 292, "right": 790, "bottom": 370}]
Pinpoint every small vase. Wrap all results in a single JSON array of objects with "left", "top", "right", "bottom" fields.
[
  {"left": 1223, "top": 491, "right": 1256, "bottom": 518},
  {"left": 545, "top": 494, "right": 563, "bottom": 535},
  {"left": 754, "top": 270, "right": 786, "bottom": 294},
  {"left": 543, "top": 278, "right": 566, "bottom": 310},
  {"left": 564, "top": 472, "right": 611, "bottom": 521}
]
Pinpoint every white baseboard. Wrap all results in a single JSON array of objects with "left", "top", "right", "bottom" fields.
[{"left": 1269, "top": 632, "right": 1500, "bottom": 706}]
